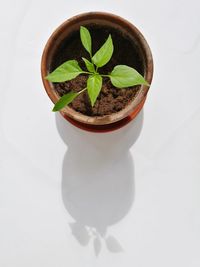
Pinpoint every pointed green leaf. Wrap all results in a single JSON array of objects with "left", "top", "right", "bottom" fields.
[
  {"left": 52, "top": 92, "right": 78, "bottom": 112},
  {"left": 92, "top": 35, "right": 113, "bottom": 67},
  {"left": 45, "top": 60, "right": 83, "bottom": 82},
  {"left": 109, "top": 65, "right": 149, "bottom": 88},
  {"left": 87, "top": 74, "right": 102, "bottom": 107},
  {"left": 82, "top": 57, "right": 95, "bottom": 73},
  {"left": 80, "top": 26, "right": 92, "bottom": 56}
]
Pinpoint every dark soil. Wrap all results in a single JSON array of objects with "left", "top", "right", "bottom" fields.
[{"left": 50, "top": 25, "right": 144, "bottom": 116}]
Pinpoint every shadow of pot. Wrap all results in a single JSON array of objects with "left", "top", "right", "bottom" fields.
[{"left": 55, "top": 109, "right": 144, "bottom": 255}]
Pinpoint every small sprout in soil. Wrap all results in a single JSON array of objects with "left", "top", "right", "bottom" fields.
[{"left": 45, "top": 26, "right": 150, "bottom": 111}]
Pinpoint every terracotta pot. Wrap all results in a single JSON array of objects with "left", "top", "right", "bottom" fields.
[{"left": 41, "top": 12, "right": 153, "bottom": 132}]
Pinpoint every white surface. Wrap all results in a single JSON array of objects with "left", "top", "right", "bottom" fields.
[{"left": 0, "top": 0, "right": 200, "bottom": 266}]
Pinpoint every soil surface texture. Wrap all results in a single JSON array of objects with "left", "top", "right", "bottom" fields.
[{"left": 51, "top": 25, "right": 144, "bottom": 116}]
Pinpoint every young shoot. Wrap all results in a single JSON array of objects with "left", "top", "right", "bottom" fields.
[{"left": 45, "top": 26, "right": 149, "bottom": 111}]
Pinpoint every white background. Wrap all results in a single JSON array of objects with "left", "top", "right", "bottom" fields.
[{"left": 0, "top": 0, "right": 200, "bottom": 266}]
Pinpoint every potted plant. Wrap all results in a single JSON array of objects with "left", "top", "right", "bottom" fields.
[{"left": 41, "top": 12, "right": 153, "bottom": 132}]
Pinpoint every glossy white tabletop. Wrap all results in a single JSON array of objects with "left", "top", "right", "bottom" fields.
[{"left": 0, "top": 0, "right": 200, "bottom": 266}]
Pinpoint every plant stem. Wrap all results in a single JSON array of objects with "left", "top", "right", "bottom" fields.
[
  {"left": 100, "top": 74, "right": 110, "bottom": 78},
  {"left": 78, "top": 87, "right": 87, "bottom": 95},
  {"left": 82, "top": 71, "right": 92, "bottom": 75}
]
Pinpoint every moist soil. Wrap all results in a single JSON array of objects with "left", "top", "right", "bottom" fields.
[{"left": 51, "top": 25, "right": 144, "bottom": 116}]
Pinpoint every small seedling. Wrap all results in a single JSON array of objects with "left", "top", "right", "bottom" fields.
[{"left": 45, "top": 26, "right": 149, "bottom": 111}]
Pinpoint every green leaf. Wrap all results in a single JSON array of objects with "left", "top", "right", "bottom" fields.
[
  {"left": 45, "top": 60, "right": 83, "bottom": 82},
  {"left": 109, "top": 65, "right": 149, "bottom": 88},
  {"left": 92, "top": 35, "right": 113, "bottom": 68},
  {"left": 82, "top": 57, "right": 95, "bottom": 73},
  {"left": 87, "top": 74, "right": 102, "bottom": 107},
  {"left": 80, "top": 26, "right": 92, "bottom": 56},
  {"left": 52, "top": 92, "right": 78, "bottom": 112}
]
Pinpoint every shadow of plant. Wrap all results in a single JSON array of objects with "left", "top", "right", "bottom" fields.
[
  {"left": 56, "top": 111, "right": 143, "bottom": 256},
  {"left": 69, "top": 222, "right": 123, "bottom": 256}
]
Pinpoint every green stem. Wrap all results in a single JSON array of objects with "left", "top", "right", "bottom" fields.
[
  {"left": 100, "top": 74, "right": 110, "bottom": 78},
  {"left": 82, "top": 71, "right": 92, "bottom": 75}
]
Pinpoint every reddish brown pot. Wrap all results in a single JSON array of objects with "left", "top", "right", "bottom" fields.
[{"left": 41, "top": 12, "right": 153, "bottom": 132}]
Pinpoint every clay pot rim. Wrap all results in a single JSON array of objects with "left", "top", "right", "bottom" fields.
[{"left": 41, "top": 12, "right": 153, "bottom": 125}]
